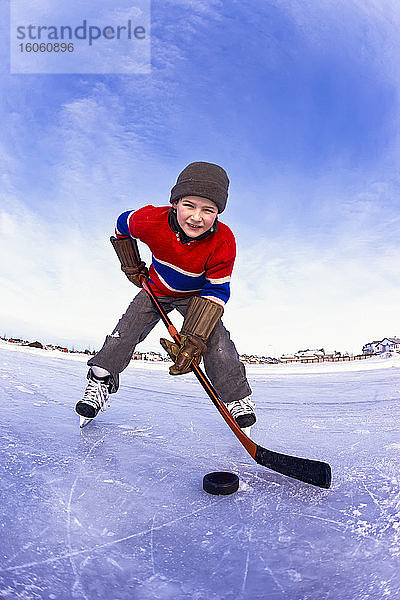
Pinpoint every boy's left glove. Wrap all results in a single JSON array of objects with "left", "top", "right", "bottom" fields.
[
  {"left": 160, "top": 296, "right": 223, "bottom": 375},
  {"left": 110, "top": 236, "right": 149, "bottom": 287}
]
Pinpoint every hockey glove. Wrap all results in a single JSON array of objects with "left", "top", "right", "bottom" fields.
[
  {"left": 160, "top": 296, "right": 223, "bottom": 375},
  {"left": 110, "top": 236, "right": 149, "bottom": 287},
  {"left": 160, "top": 335, "right": 207, "bottom": 375}
]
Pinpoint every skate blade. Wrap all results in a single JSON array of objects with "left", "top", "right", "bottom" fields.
[
  {"left": 241, "top": 426, "right": 253, "bottom": 438},
  {"left": 79, "top": 416, "right": 93, "bottom": 428}
]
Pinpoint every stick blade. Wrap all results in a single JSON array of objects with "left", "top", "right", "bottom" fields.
[{"left": 255, "top": 445, "right": 331, "bottom": 489}]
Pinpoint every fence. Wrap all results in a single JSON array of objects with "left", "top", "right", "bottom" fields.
[{"left": 280, "top": 354, "right": 373, "bottom": 364}]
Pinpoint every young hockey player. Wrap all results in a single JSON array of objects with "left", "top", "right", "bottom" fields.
[{"left": 75, "top": 162, "right": 256, "bottom": 429}]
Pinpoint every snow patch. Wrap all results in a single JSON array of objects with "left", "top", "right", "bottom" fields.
[
  {"left": 287, "top": 569, "right": 302, "bottom": 582},
  {"left": 386, "top": 443, "right": 400, "bottom": 451},
  {"left": 239, "top": 481, "right": 253, "bottom": 492}
]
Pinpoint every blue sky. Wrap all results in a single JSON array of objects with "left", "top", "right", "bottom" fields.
[{"left": 1, "top": 0, "right": 400, "bottom": 356}]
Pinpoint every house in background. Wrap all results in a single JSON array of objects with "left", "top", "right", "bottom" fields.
[
  {"left": 295, "top": 348, "right": 325, "bottom": 359},
  {"left": 377, "top": 337, "right": 400, "bottom": 353},
  {"left": 362, "top": 340, "right": 381, "bottom": 355},
  {"left": 363, "top": 337, "right": 400, "bottom": 354}
]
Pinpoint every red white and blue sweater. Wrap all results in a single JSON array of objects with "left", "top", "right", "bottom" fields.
[{"left": 115, "top": 205, "right": 236, "bottom": 307}]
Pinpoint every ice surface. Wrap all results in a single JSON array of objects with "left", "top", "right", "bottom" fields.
[{"left": 0, "top": 343, "right": 399, "bottom": 599}]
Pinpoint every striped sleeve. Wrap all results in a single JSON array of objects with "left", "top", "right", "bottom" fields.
[
  {"left": 115, "top": 210, "right": 136, "bottom": 238},
  {"left": 201, "top": 235, "right": 236, "bottom": 307}
]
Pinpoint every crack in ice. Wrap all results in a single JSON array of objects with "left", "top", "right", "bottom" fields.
[
  {"left": 66, "top": 434, "right": 107, "bottom": 600},
  {"left": 2, "top": 497, "right": 225, "bottom": 574}
]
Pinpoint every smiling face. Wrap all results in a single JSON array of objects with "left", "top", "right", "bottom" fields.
[{"left": 174, "top": 196, "right": 218, "bottom": 238}]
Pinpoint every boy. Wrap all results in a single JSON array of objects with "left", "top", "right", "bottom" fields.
[{"left": 75, "top": 162, "right": 256, "bottom": 429}]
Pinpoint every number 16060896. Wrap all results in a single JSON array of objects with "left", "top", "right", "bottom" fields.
[{"left": 19, "top": 42, "right": 74, "bottom": 52}]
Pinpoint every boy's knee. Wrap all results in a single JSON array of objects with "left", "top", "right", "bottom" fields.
[{"left": 207, "top": 324, "right": 232, "bottom": 354}]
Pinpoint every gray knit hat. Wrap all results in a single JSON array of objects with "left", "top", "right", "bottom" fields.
[{"left": 170, "top": 162, "right": 229, "bottom": 213}]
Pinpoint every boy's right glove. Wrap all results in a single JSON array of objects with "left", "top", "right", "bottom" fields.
[
  {"left": 160, "top": 295, "right": 223, "bottom": 375},
  {"left": 110, "top": 236, "right": 149, "bottom": 287}
]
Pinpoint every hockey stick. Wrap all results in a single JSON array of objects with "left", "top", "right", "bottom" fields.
[{"left": 124, "top": 238, "right": 332, "bottom": 489}]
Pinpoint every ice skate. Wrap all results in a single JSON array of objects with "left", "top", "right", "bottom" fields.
[
  {"left": 75, "top": 368, "right": 112, "bottom": 426},
  {"left": 226, "top": 397, "right": 256, "bottom": 433}
]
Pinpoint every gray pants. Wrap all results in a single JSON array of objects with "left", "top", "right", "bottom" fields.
[{"left": 88, "top": 290, "right": 252, "bottom": 403}]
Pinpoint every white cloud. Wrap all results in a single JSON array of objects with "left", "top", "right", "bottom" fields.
[
  {"left": 226, "top": 184, "right": 400, "bottom": 357},
  {"left": 0, "top": 150, "right": 142, "bottom": 349}
]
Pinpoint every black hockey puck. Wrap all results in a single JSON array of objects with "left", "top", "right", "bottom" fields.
[{"left": 203, "top": 472, "right": 239, "bottom": 495}]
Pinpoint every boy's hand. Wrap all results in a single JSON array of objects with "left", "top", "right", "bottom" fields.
[
  {"left": 160, "top": 295, "right": 223, "bottom": 375},
  {"left": 160, "top": 335, "right": 206, "bottom": 375},
  {"left": 121, "top": 262, "right": 149, "bottom": 287}
]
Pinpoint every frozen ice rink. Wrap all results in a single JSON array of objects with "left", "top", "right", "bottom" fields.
[{"left": 0, "top": 342, "right": 399, "bottom": 599}]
